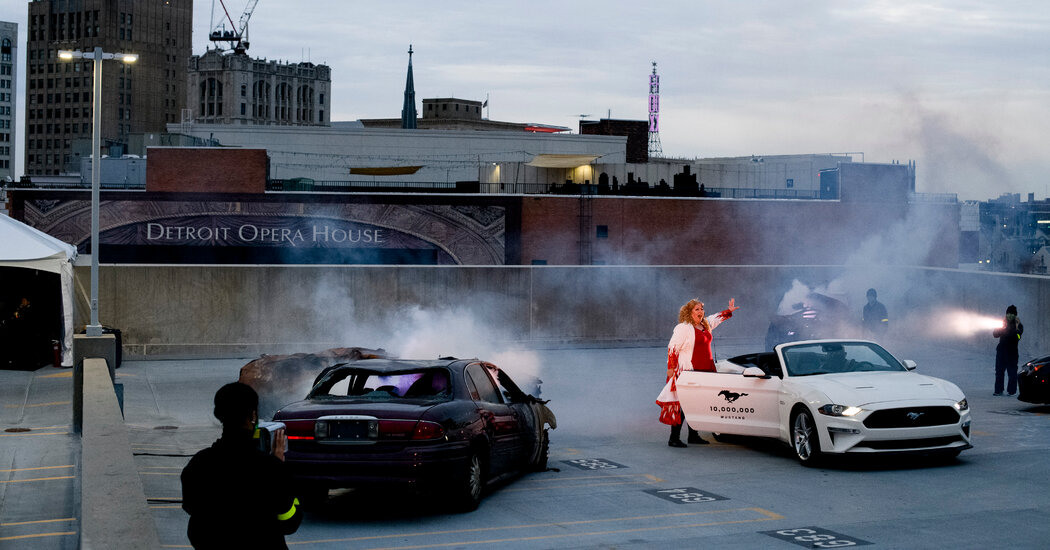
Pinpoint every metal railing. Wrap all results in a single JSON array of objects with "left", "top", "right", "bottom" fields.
[
  {"left": 3, "top": 179, "right": 145, "bottom": 190},
  {"left": 265, "top": 180, "right": 824, "bottom": 199},
  {"left": 910, "top": 192, "right": 959, "bottom": 203},
  {"left": 3, "top": 178, "right": 951, "bottom": 203}
]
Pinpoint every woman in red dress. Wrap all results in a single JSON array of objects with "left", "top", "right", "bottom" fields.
[{"left": 657, "top": 298, "right": 739, "bottom": 447}]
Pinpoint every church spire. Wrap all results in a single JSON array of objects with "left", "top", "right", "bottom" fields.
[{"left": 401, "top": 45, "right": 418, "bottom": 129}]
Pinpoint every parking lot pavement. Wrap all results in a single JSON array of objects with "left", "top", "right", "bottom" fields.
[
  {"left": 4, "top": 340, "right": 1049, "bottom": 549},
  {"left": 107, "top": 342, "right": 1050, "bottom": 549},
  {"left": 0, "top": 366, "right": 78, "bottom": 549}
]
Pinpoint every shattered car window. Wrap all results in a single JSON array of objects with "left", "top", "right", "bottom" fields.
[{"left": 309, "top": 368, "right": 451, "bottom": 400}]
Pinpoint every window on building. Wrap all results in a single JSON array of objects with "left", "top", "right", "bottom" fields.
[{"left": 596, "top": 225, "right": 609, "bottom": 239}]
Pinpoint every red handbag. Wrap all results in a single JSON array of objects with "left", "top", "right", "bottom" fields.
[
  {"left": 658, "top": 375, "right": 681, "bottom": 426},
  {"left": 659, "top": 401, "right": 681, "bottom": 426}
]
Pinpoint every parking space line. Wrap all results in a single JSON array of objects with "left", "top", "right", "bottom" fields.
[
  {"left": 0, "top": 465, "right": 74, "bottom": 474},
  {"left": 142, "top": 472, "right": 180, "bottom": 476},
  {"left": 0, "top": 518, "right": 76, "bottom": 527},
  {"left": 518, "top": 473, "right": 662, "bottom": 484},
  {"left": 0, "top": 431, "right": 69, "bottom": 437},
  {"left": 505, "top": 479, "right": 661, "bottom": 492},
  {"left": 0, "top": 532, "right": 78, "bottom": 541},
  {"left": 504, "top": 472, "right": 665, "bottom": 492},
  {"left": 39, "top": 371, "right": 72, "bottom": 379},
  {"left": 3, "top": 401, "right": 70, "bottom": 408},
  {"left": 0, "top": 475, "right": 76, "bottom": 484},
  {"left": 285, "top": 508, "right": 783, "bottom": 547}
]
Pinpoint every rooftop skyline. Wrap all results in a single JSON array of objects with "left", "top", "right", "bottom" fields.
[{"left": 3, "top": 1, "right": 1048, "bottom": 201}]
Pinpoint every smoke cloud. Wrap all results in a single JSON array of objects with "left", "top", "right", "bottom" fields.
[{"left": 901, "top": 94, "right": 1014, "bottom": 200}]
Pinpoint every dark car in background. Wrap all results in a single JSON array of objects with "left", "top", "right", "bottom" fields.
[
  {"left": 271, "top": 358, "right": 557, "bottom": 511},
  {"left": 1018, "top": 355, "right": 1050, "bottom": 404},
  {"left": 765, "top": 293, "right": 853, "bottom": 350}
]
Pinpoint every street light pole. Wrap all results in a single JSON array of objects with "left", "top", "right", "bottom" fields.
[
  {"left": 59, "top": 47, "right": 137, "bottom": 337},
  {"left": 88, "top": 46, "right": 103, "bottom": 336}
]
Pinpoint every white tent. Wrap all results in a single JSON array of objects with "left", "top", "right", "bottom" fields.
[{"left": 0, "top": 215, "right": 78, "bottom": 366}]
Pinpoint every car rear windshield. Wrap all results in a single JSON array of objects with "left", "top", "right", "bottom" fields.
[
  {"left": 309, "top": 367, "right": 452, "bottom": 400},
  {"left": 782, "top": 342, "right": 906, "bottom": 376}
]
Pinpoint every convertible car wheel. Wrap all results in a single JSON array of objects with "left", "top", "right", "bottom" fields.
[
  {"left": 453, "top": 451, "right": 484, "bottom": 512},
  {"left": 792, "top": 409, "right": 822, "bottom": 466}
]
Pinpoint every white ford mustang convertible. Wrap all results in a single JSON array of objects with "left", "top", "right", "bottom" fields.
[{"left": 677, "top": 340, "right": 972, "bottom": 465}]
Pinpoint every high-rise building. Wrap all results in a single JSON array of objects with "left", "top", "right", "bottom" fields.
[
  {"left": 24, "top": 0, "right": 192, "bottom": 176},
  {"left": 185, "top": 49, "right": 331, "bottom": 127},
  {"left": 0, "top": 21, "right": 17, "bottom": 182}
]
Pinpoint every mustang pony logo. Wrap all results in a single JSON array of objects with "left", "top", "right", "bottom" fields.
[
  {"left": 718, "top": 390, "right": 749, "bottom": 403},
  {"left": 906, "top": 411, "right": 925, "bottom": 423}
]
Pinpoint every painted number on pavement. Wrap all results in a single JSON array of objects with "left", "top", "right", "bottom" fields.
[
  {"left": 561, "top": 458, "right": 627, "bottom": 470},
  {"left": 644, "top": 487, "right": 728, "bottom": 504},
  {"left": 761, "top": 527, "right": 872, "bottom": 548}
]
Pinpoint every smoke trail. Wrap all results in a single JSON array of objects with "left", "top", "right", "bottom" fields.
[
  {"left": 387, "top": 304, "right": 544, "bottom": 392},
  {"left": 902, "top": 94, "right": 1013, "bottom": 199}
]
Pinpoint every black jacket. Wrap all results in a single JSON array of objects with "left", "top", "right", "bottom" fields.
[
  {"left": 993, "top": 318, "right": 1024, "bottom": 359},
  {"left": 181, "top": 432, "right": 302, "bottom": 549}
]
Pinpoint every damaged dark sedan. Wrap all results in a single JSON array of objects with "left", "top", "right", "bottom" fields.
[{"left": 271, "top": 358, "right": 556, "bottom": 511}]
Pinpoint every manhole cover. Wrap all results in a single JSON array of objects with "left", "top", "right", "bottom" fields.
[
  {"left": 154, "top": 425, "right": 179, "bottom": 430},
  {"left": 4, "top": 428, "right": 31, "bottom": 433}
]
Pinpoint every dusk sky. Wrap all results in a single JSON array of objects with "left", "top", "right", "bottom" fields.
[{"left": 5, "top": 1, "right": 1049, "bottom": 200}]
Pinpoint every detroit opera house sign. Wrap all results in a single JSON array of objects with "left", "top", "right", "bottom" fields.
[
  {"left": 18, "top": 194, "right": 514, "bottom": 265},
  {"left": 145, "top": 222, "right": 387, "bottom": 247}
]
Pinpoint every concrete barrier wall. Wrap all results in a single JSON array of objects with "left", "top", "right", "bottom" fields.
[
  {"left": 74, "top": 265, "right": 1048, "bottom": 359},
  {"left": 80, "top": 358, "right": 162, "bottom": 549}
]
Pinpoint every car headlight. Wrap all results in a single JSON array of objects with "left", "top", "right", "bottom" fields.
[
  {"left": 818, "top": 404, "right": 862, "bottom": 417},
  {"left": 953, "top": 398, "right": 969, "bottom": 412}
]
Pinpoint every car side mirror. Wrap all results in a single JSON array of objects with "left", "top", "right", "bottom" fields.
[
  {"left": 742, "top": 366, "right": 770, "bottom": 379},
  {"left": 902, "top": 359, "right": 917, "bottom": 371}
]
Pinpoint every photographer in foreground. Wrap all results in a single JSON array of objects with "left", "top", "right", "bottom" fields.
[{"left": 181, "top": 382, "right": 302, "bottom": 549}]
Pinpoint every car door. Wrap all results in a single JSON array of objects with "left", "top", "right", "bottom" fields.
[
  {"left": 677, "top": 370, "right": 781, "bottom": 437},
  {"left": 464, "top": 363, "right": 522, "bottom": 475}
]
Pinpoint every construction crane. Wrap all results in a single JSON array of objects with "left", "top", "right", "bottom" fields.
[{"left": 209, "top": 0, "right": 259, "bottom": 54}]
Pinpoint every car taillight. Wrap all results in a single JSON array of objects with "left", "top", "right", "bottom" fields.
[
  {"left": 411, "top": 421, "right": 445, "bottom": 440},
  {"left": 377, "top": 420, "right": 445, "bottom": 440},
  {"left": 282, "top": 419, "right": 316, "bottom": 440},
  {"left": 378, "top": 419, "right": 415, "bottom": 439}
]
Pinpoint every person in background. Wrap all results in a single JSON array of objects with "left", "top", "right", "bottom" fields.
[
  {"left": 862, "top": 288, "right": 888, "bottom": 339},
  {"left": 657, "top": 298, "right": 739, "bottom": 448},
  {"left": 993, "top": 305, "right": 1024, "bottom": 396},
  {"left": 181, "top": 382, "right": 302, "bottom": 549}
]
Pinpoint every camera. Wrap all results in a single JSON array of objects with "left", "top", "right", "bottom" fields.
[{"left": 254, "top": 421, "right": 287, "bottom": 456}]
